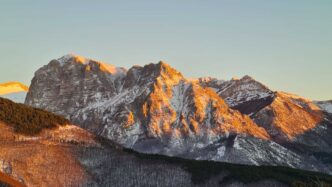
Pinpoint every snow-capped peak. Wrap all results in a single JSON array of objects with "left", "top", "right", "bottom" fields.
[
  {"left": 57, "top": 54, "right": 91, "bottom": 65},
  {"left": 0, "top": 82, "right": 28, "bottom": 95},
  {"left": 0, "top": 82, "right": 28, "bottom": 103},
  {"left": 56, "top": 54, "right": 127, "bottom": 76}
]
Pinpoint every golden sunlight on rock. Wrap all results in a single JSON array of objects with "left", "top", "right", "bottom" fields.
[
  {"left": 124, "top": 111, "right": 135, "bottom": 128},
  {"left": 255, "top": 92, "right": 323, "bottom": 140}
]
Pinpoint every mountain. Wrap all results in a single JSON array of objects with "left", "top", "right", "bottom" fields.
[
  {"left": 1, "top": 97, "right": 332, "bottom": 187},
  {"left": 198, "top": 76, "right": 331, "bottom": 141},
  {"left": 199, "top": 77, "right": 332, "bottom": 143},
  {"left": 0, "top": 82, "right": 28, "bottom": 103},
  {"left": 24, "top": 54, "right": 332, "bottom": 175},
  {"left": 199, "top": 76, "right": 332, "bottom": 171}
]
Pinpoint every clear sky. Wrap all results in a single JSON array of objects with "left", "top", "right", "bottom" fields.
[{"left": 0, "top": 1, "right": 331, "bottom": 100}]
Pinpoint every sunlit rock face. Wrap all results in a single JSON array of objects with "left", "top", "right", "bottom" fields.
[
  {"left": 25, "top": 55, "right": 332, "bottom": 173},
  {"left": 253, "top": 92, "right": 332, "bottom": 155},
  {"left": 253, "top": 92, "right": 323, "bottom": 141},
  {"left": 0, "top": 82, "right": 28, "bottom": 103}
]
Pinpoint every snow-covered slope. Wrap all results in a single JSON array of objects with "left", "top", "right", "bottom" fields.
[
  {"left": 25, "top": 54, "right": 332, "bottom": 174},
  {"left": 0, "top": 82, "right": 28, "bottom": 103}
]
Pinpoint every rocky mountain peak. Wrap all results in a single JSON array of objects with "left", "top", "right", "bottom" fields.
[
  {"left": 122, "top": 61, "right": 184, "bottom": 91},
  {"left": 54, "top": 54, "right": 127, "bottom": 76},
  {"left": 241, "top": 75, "right": 255, "bottom": 81},
  {"left": 57, "top": 54, "right": 90, "bottom": 65},
  {"left": 156, "top": 61, "right": 183, "bottom": 80},
  {"left": 25, "top": 55, "right": 274, "bottom": 158}
]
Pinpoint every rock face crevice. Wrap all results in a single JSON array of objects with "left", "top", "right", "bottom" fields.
[{"left": 25, "top": 54, "right": 332, "bottom": 174}]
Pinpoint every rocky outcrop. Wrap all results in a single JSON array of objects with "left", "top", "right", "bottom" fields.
[{"left": 25, "top": 54, "right": 332, "bottom": 173}]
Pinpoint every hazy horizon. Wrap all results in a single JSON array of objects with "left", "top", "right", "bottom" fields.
[{"left": 1, "top": 1, "right": 331, "bottom": 100}]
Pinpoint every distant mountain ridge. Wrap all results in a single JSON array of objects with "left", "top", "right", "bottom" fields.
[
  {"left": 0, "top": 82, "right": 28, "bottom": 95},
  {"left": 0, "top": 82, "right": 28, "bottom": 103},
  {"left": 25, "top": 54, "right": 332, "bottom": 174}
]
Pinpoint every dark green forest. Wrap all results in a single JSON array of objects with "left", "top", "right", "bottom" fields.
[
  {"left": 123, "top": 147, "right": 332, "bottom": 186},
  {"left": 0, "top": 97, "right": 69, "bottom": 135}
]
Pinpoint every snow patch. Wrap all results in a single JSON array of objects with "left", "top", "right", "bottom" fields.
[
  {"left": 217, "top": 146, "right": 226, "bottom": 157},
  {"left": 315, "top": 101, "right": 332, "bottom": 114}
]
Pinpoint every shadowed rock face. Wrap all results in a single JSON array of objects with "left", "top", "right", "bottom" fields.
[
  {"left": 25, "top": 55, "right": 127, "bottom": 121},
  {"left": 25, "top": 55, "right": 332, "bottom": 174},
  {"left": 253, "top": 92, "right": 323, "bottom": 141}
]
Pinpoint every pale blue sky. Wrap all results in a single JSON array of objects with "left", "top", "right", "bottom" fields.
[{"left": 0, "top": 1, "right": 331, "bottom": 100}]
